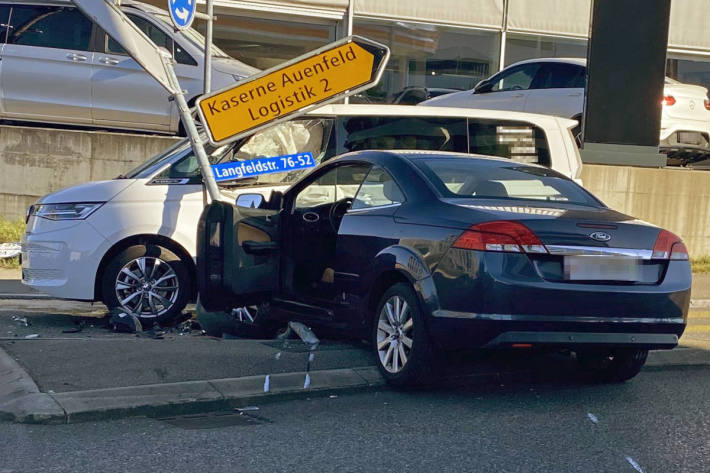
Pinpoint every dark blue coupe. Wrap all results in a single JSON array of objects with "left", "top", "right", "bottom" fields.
[{"left": 197, "top": 151, "right": 690, "bottom": 385}]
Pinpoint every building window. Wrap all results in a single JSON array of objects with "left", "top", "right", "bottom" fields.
[
  {"left": 196, "top": 15, "right": 336, "bottom": 70},
  {"left": 353, "top": 19, "right": 500, "bottom": 103},
  {"left": 505, "top": 33, "right": 587, "bottom": 66},
  {"left": 667, "top": 57, "right": 710, "bottom": 91}
]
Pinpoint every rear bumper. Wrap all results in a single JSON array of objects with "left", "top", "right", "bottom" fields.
[
  {"left": 424, "top": 249, "right": 690, "bottom": 351},
  {"left": 428, "top": 311, "right": 684, "bottom": 350}
]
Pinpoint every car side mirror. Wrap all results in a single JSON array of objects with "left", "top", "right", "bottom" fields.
[
  {"left": 236, "top": 193, "right": 264, "bottom": 209},
  {"left": 474, "top": 80, "right": 493, "bottom": 94}
]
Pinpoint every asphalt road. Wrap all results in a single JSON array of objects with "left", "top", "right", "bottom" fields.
[{"left": 0, "top": 365, "right": 708, "bottom": 473}]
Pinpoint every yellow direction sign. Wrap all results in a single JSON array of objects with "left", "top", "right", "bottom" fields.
[{"left": 197, "top": 36, "right": 389, "bottom": 145}]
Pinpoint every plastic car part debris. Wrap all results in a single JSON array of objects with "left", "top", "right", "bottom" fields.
[
  {"left": 24, "top": 334, "right": 39, "bottom": 339},
  {"left": 138, "top": 328, "right": 166, "bottom": 339},
  {"left": 62, "top": 320, "right": 86, "bottom": 334},
  {"left": 587, "top": 413, "right": 599, "bottom": 424},
  {"left": 625, "top": 456, "right": 644, "bottom": 473},
  {"left": 232, "top": 307, "right": 255, "bottom": 324},
  {"left": 109, "top": 310, "right": 143, "bottom": 333},
  {"left": 11, "top": 316, "right": 30, "bottom": 327},
  {"left": 236, "top": 406, "right": 260, "bottom": 412},
  {"left": 288, "top": 321, "right": 319, "bottom": 348}
]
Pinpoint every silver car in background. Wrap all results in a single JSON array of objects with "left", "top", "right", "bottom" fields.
[{"left": 0, "top": 0, "right": 258, "bottom": 134}]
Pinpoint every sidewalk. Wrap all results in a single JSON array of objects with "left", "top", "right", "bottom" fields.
[{"left": 2, "top": 271, "right": 710, "bottom": 425}]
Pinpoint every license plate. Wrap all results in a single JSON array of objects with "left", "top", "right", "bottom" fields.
[
  {"left": 564, "top": 255, "right": 641, "bottom": 281},
  {"left": 678, "top": 131, "right": 702, "bottom": 145}
]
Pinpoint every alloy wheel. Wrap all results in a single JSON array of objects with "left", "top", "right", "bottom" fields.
[
  {"left": 115, "top": 256, "right": 179, "bottom": 318},
  {"left": 376, "top": 295, "right": 414, "bottom": 373}
]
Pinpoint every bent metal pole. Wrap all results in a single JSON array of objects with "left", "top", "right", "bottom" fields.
[{"left": 160, "top": 51, "right": 222, "bottom": 202}]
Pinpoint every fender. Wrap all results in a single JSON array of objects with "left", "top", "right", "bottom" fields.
[{"left": 364, "top": 244, "right": 442, "bottom": 331}]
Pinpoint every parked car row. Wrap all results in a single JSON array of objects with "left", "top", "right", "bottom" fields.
[
  {"left": 0, "top": 0, "right": 257, "bottom": 134},
  {"left": 421, "top": 57, "right": 710, "bottom": 164}
]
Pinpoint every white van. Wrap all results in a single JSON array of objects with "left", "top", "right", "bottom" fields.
[
  {"left": 0, "top": 0, "right": 258, "bottom": 134},
  {"left": 22, "top": 104, "right": 582, "bottom": 323}
]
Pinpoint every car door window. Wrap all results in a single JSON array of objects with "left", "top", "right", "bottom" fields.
[
  {"left": 0, "top": 6, "right": 11, "bottom": 43},
  {"left": 294, "top": 165, "right": 369, "bottom": 210},
  {"left": 351, "top": 167, "right": 404, "bottom": 210},
  {"left": 533, "top": 63, "right": 586, "bottom": 89},
  {"left": 468, "top": 118, "right": 551, "bottom": 167},
  {"left": 9, "top": 6, "right": 92, "bottom": 51},
  {"left": 106, "top": 14, "right": 197, "bottom": 66},
  {"left": 491, "top": 64, "right": 541, "bottom": 92},
  {"left": 341, "top": 116, "right": 467, "bottom": 153},
  {"left": 294, "top": 167, "right": 338, "bottom": 210}
]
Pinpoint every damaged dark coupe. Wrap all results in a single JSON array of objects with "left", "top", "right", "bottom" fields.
[{"left": 197, "top": 150, "right": 691, "bottom": 385}]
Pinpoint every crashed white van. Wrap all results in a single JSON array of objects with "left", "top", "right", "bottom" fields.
[{"left": 22, "top": 104, "right": 582, "bottom": 323}]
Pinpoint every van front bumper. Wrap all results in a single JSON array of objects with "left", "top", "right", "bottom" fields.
[{"left": 21, "top": 217, "right": 105, "bottom": 300}]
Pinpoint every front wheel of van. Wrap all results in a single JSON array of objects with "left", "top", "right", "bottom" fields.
[{"left": 101, "top": 244, "right": 191, "bottom": 326}]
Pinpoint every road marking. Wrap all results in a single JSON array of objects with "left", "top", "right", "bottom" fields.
[{"left": 684, "top": 324, "right": 710, "bottom": 332}]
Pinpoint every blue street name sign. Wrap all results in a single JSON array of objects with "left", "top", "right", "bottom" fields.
[
  {"left": 167, "top": 0, "right": 196, "bottom": 30},
  {"left": 211, "top": 152, "right": 316, "bottom": 182}
]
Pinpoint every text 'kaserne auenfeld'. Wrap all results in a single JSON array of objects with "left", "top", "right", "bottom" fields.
[{"left": 203, "top": 46, "right": 359, "bottom": 121}]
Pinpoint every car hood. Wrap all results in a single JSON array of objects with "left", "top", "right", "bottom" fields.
[
  {"left": 39, "top": 179, "right": 136, "bottom": 204},
  {"left": 418, "top": 90, "right": 472, "bottom": 107},
  {"left": 212, "top": 57, "right": 260, "bottom": 80}
]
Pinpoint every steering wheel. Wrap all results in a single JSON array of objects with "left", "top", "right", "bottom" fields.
[{"left": 329, "top": 198, "right": 353, "bottom": 232}]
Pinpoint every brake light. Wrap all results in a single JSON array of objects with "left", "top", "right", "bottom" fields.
[
  {"left": 705, "top": 98, "right": 710, "bottom": 111},
  {"left": 663, "top": 95, "right": 676, "bottom": 106},
  {"left": 453, "top": 221, "right": 548, "bottom": 254},
  {"left": 652, "top": 229, "right": 689, "bottom": 260}
]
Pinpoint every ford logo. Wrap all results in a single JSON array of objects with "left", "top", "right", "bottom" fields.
[{"left": 589, "top": 231, "right": 611, "bottom": 242}]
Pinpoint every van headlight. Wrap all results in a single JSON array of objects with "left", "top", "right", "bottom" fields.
[{"left": 30, "top": 202, "right": 104, "bottom": 220}]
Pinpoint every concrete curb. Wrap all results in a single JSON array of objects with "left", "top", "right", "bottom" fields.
[
  {"left": 0, "top": 344, "right": 385, "bottom": 424},
  {"left": 3, "top": 342, "right": 710, "bottom": 425}
]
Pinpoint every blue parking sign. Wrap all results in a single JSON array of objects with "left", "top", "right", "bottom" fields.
[{"left": 167, "top": 0, "right": 196, "bottom": 30}]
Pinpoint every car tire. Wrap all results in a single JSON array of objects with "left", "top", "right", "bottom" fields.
[
  {"left": 372, "top": 282, "right": 436, "bottom": 386},
  {"left": 576, "top": 348, "right": 648, "bottom": 383},
  {"left": 101, "top": 244, "right": 190, "bottom": 326}
]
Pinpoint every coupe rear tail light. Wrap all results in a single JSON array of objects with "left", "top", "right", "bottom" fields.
[
  {"left": 663, "top": 95, "right": 676, "bottom": 106},
  {"left": 453, "top": 221, "right": 548, "bottom": 254},
  {"left": 652, "top": 229, "right": 689, "bottom": 260},
  {"left": 705, "top": 98, "right": 710, "bottom": 111}
]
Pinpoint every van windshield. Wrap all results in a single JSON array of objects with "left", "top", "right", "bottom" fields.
[{"left": 121, "top": 140, "right": 191, "bottom": 179}]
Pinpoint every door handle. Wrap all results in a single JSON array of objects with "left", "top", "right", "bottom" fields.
[
  {"left": 302, "top": 212, "right": 320, "bottom": 223},
  {"left": 513, "top": 93, "right": 525, "bottom": 98},
  {"left": 67, "top": 53, "right": 87, "bottom": 62},
  {"left": 99, "top": 57, "right": 119, "bottom": 65}
]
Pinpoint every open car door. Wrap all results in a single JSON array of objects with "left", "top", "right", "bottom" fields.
[{"left": 197, "top": 200, "right": 280, "bottom": 311}]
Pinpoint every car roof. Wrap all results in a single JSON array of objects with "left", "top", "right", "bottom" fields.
[
  {"left": 6, "top": 0, "right": 165, "bottom": 13},
  {"left": 335, "top": 149, "right": 551, "bottom": 170},
  {"left": 306, "top": 104, "right": 577, "bottom": 129},
  {"left": 507, "top": 57, "right": 587, "bottom": 68}
]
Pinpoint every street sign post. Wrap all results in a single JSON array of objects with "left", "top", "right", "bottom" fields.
[
  {"left": 197, "top": 36, "right": 389, "bottom": 146},
  {"left": 167, "top": 0, "right": 196, "bottom": 30},
  {"left": 72, "top": 0, "right": 222, "bottom": 202}
]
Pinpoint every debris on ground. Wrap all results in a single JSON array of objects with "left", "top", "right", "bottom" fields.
[
  {"left": 62, "top": 320, "right": 86, "bottom": 334},
  {"left": 288, "top": 321, "right": 320, "bottom": 349},
  {"left": 11, "top": 315, "right": 30, "bottom": 327},
  {"left": 236, "top": 406, "right": 260, "bottom": 413},
  {"left": 137, "top": 328, "right": 166, "bottom": 340},
  {"left": 24, "top": 334, "right": 39, "bottom": 339},
  {"left": 108, "top": 310, "right": 142, "bottom": 334}
]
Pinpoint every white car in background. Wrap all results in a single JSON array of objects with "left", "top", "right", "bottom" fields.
[
  {"left": 22, "top": 104, "right": 582, "bottom": 323},
  {"left": 0, "top": 0, "right": 258, "bottom": 135},
  {"left": 422, "top": 57, "right": 710, "bottom": 164}
]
